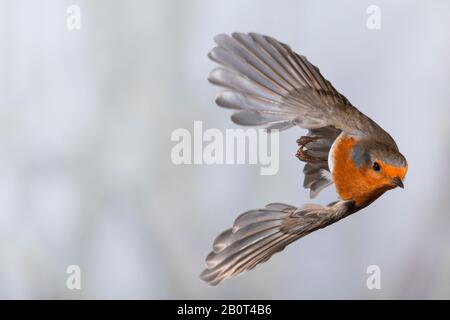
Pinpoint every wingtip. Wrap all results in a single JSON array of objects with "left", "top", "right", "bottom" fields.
[
  {"left": 199, "top": 268, "right": 222, "bottom": 287},
  {"left": 213, "top": 33, "right": 230, "bottom": 45}
]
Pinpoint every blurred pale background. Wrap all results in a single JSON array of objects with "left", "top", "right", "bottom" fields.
[{"left": 0, "top": 0, "right": 449, "bottom": 299}]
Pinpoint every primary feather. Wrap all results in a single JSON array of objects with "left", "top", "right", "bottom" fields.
[
  {"left": 201, "top": 201, "right": 354, "bottom": 286},
  {"left": 208, "top": 33, "right": 397, "bottom": 144}
]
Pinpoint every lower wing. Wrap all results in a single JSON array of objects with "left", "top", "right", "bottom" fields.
[{"left": 200, "top": 200, "right": 355, "bottom": 286}]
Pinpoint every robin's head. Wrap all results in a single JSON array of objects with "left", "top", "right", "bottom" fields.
[{"left": 351, "top": 140, "right": 408, "bottom": 191}]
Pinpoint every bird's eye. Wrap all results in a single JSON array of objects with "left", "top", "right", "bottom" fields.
[{"left": 372, "top": 162, "right": 381, "bottom": 172}]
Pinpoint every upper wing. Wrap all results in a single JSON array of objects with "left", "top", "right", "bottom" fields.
[
  {"left": 208, "top": 33, "right": 397, "bottom": 146},
  {"left": 200, "top": 200, "right": 355, "bottom": 286}
]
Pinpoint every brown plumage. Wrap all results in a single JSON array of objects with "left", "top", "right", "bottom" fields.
[{"left": 201, "top": 33, "right": 408, "bottom": 286}]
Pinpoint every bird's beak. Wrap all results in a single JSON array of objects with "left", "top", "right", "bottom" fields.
[{"left": 391, "top": 176, "right": 404, "bottom": 189}]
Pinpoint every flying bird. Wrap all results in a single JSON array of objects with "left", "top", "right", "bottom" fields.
[{"left": 200, "top": 33, "right": 408, "bottom": 286}]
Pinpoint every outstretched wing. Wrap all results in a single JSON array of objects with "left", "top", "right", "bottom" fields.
[
  {"left": 209, "top": 33, "right": 387, "bottom": 135},
  {"left": 208, "top": 33, "right": 398, "bottom": 196},
  {"left": 200, "top": 200, "right": 355, "bottom": 286}
]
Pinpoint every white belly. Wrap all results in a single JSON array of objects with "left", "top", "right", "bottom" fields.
[{"left": 327, "top": 132, "right": 346, "bottom": 176}]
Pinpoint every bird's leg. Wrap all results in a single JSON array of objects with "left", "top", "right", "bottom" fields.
[
  {"left": 296, "top": 136, "right": 317, "bottom": 148},
  {"left": 296, "top": 136, "right": 327, "bottom": 164}
]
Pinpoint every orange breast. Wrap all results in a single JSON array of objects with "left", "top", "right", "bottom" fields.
[{"left": 331, "top": 135, "right": 390, "bottom": 207}]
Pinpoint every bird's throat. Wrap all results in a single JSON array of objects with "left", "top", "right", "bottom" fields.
[{"left": 330, "top": 135, "right": 389, "bottom": 207}]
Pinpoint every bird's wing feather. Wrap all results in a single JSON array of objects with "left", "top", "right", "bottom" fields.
[
  {"left": 208, "top": 33, "right": 398, "bottom": 145},
  {"left": 200, "top": 200, "right": 355, "bottom": 286}
]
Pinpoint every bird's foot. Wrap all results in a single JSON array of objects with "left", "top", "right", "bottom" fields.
[{"left": 296, "top": 136, "right": 326, "bottom": 163}]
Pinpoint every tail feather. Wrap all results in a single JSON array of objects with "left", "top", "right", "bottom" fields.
[
  {"left": 200, "top": 201, "right": 353, "bottom": 286},
  {"left": 300, "top": 126, "right": 341, "bottom": 198}
]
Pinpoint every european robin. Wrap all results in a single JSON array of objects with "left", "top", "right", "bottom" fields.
[{"left": 200, "top": 33, "right": 408, "bottom": 286}]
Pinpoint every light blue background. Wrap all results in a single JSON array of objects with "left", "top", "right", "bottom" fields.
[{"left": 0, "top": 0, "right": 449, "bottom": 299}]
